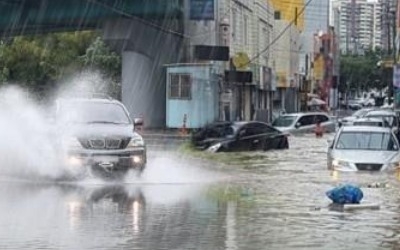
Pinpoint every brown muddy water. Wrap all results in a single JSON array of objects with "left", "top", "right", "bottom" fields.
[{"left": 1, "top": 134, "right": 400, "bottom": 250}]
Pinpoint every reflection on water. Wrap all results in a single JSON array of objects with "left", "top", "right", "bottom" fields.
[{"left": 2, "top": 135, "right": 400, "bottom": 249}]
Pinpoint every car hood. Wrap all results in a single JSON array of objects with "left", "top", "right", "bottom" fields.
[
  {"left": 332, "top": 149, "right": 398, "bottom": 164},
  {"left": 274, "top": 126, "right": 291, "bottom": 132},
  {"left": 341, "top": 116, "right": 357, "bottom": 122},
  {"left": 55, "top": 123, "right": 138, "bottom": 138}
]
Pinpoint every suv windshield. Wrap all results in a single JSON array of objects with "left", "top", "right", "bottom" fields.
[
  {"left": 366, "top": 115, "right": 397, "bottom": 127},
  {"left": 353, "top": 109, "right": 369, "bottom": 117},
  {"left": 272, "top": 116, "right": 296, "bottom": 127},
  {"left": 336, "top": 131, "right": 398, "bottom": 151},
  {"left": 57, "top": 101, "right": 131, "bottom": 124}
]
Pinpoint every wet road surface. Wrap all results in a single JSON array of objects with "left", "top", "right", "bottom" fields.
[{"left": 2, "top": 134, "right": 400, "bottom": 249}]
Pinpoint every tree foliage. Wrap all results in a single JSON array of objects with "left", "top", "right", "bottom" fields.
[
  {"left": 340, "top": 49, "right": 383, "bottom": 92},
  {"left": 0, "top": 31, "right": 121, "bottom": 98}
]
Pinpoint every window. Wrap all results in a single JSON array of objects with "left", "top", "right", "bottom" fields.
[
  {"left": 297, "top": 115, "right": 314, "bottom": 126},
  {"left": 169, "top": 74, "right": 192, "bottom": 99},
  {"left": 232, "top": 9, "right": 237, "bottom": 41},
  {"left": 274, "top": 11, "right": 281, "bottom": 20},
  {"left": 243, "top": 15, "right": 248, "bottom": 45},
  {"left": 336, "top": 132, "right": 398, "bottom": 151},
  {"left": 316, "top": 115, "right": 329, "bottom": 123},
  {"left": 241, "top": 123, "right": 277, "bottom": 137},
  {"left": 272, "top": 116, "right": 296, "bottom": 127}
]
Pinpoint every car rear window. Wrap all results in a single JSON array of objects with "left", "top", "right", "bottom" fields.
[{"left": 353, "top": 122, "right": 383, "bottom": 127}]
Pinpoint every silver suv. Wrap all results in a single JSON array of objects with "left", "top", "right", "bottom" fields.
[
  {"left": 272, "top": 112, "right": 336, "bottom": 134},
  {"left": 53, "top": 95, "right": 146, "bottom": 179}
]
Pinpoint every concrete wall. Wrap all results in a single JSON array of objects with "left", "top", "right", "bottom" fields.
[{"left": 103, "top": 18, "right": 184, "bottom": 128}]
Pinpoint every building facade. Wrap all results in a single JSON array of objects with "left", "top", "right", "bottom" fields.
[
  {"left": 164, "top": 0, "right": 277, "bottom": 128},
  {"left": 381, "top": 0, "right": 398, "bottom": 54},
  {"left": 269, "top": 0, "right": 303, "bottom": 113},
  {"left": 334, "top": 0, "right": 382, "bottom": 54}
]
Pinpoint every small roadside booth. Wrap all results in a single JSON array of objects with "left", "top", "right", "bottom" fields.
[{"left": 165, "top": 63, "right": 219, "bottom": 129}]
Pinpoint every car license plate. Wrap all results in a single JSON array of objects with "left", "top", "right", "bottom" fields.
[{"left": 95, "top": 156, "right": 118, "bottom": 166}]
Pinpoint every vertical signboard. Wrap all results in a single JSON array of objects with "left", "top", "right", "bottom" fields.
[
  {"left": 313, "top": 55, "right": 324, "bottom": 81},
  {"left": 260, "top": 67, "right": 276, "bottom": 91},
  {"left": 393, "top": 64, "right": 400, "bottom": 107},
  {"left": 190, "top": 0, "right": 215, "bottom": 20},
  {"left": 393, "top": 64, "right": 400, "bottom": 88}
]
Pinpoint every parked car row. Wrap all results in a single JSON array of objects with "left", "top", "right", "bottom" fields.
[
  {"left": 328, "top": 107, "right": 400, "bottom": 172},
  {"left": 192, "top": 111, "right": 338, "bottom": 153}
]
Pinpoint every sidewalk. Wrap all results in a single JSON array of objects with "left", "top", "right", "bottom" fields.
[
  {"left": 137, "top": 128, "right": 191, "bottom": 149},
  {"left": 138, "top": 128, "right": 191, "bottom": 139}
]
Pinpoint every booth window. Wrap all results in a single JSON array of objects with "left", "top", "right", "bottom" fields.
[{"left": 169, "top": 74, "right": 192, "bottom": 99}]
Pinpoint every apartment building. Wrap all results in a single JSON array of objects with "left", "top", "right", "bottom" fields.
[
  {"left": 334, "top": 0, "right": 382, "bottom": 53},
  {"left": 381, "top": 0, "right": 397, "bottom": 53},
  {"left": 168, "top": 0, "right": 276, "bottom": 127}
]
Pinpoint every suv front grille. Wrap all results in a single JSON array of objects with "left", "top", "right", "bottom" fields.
[
  {"left": 356, "top": 163, "right": 382, "bottom": 171},
  {"left": 79, "top": 138, "right": 130, "bottom": 150}
]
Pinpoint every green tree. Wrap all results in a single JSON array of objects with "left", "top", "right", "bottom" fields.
[
  {"left": 0, "top": 31, "right": 122, "bottom": 98},
  {"left": 80, "top": 37, "right": 122, "bottom": 99},
  {"left": 340, "top": 49, "right": 383, "bottom": 92}
]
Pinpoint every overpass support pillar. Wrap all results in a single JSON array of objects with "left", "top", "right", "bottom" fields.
[{"left": 103, "top": 19, "right": 184, "bottom": 128}]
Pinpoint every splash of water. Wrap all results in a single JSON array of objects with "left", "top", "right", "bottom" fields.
[{"left": 0, "top": 71, "right": 114, "bottom": 180}]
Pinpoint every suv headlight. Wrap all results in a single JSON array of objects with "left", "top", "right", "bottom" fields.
[
  {"left": 332, "top": 159, "right": 351, "bottom": 168},
  {"left": 387, "top": 162, "right": 400, "bottom": 170},
  {"left": 128, "top": 137, "right": 145, "bottom": 148},
  {"left": 207, "top": 143, "right": 222, "bottom": 153},
  {"left": 62, "top": 137, "right": 82, "bottom": 150}
]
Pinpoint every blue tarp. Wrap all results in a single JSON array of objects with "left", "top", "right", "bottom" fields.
[{"left": 326, "top": 185, "right": 364, "bottom": 204}]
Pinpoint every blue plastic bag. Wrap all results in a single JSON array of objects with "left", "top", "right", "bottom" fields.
[{"left": 326, "top": 185, "right": 363, "bottom": 204}]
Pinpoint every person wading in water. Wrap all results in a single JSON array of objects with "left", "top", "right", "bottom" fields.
[{"left": 314, "top": 120, "right": 324, "bottom": 138}]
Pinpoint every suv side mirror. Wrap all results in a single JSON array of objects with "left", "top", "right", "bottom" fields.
[
  {"left": 134, "top": 118, "right": 144, "bottom": 127},
  {"left": 295, "top": 122, "right": 301, "bottom": 129},
  {"left": 327, "top": 139, "right": 334, "bottom": 148},
  {"left": 238, "top": 130, "right": 246, "bottom": 139}
]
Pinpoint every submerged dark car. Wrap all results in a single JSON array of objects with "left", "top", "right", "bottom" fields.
[{"left": 192, "top": 121, "right": 289, "bottom": 152}]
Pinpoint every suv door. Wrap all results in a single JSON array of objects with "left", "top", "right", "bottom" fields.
[
  {"left": 316, "top": 114, "right": 334, "bottom": 132},
  {"left": 295, "top": 115, "right": 315, "bottom": 133}
]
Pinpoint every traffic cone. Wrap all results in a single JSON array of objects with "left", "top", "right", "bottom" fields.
[{"left": 180, "top": 114, "right": 188, "bottom": 136}]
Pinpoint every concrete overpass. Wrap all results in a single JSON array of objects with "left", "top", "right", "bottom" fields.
[
  {"left": 0, "top": 0, "right": 183, "bottom": 35},
  {"left": 0, "top": 0, "right": 186, "bottom": 128}
]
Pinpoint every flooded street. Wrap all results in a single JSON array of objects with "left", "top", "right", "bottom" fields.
[{"left": 2, "top": 135, "right": 400, "bottom": 250}]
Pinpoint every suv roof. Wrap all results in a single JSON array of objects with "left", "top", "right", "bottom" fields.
[
  {"left": 281, "top": 112, "right": 329, "bottom": 117},
  {"left": 365, "top": 110, "right": 396, "bottom": 116},
  {"left": 56, "top": 97, "right": 122, "bottom": 104},
  {"left": 341, "top": 125, "right": 392, "bottom": 133}
]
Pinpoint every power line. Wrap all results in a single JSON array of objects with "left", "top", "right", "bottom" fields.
[
  {"left": 242, "top": 0, "right": 315, "bottom": 67},
  {"left": 87, "top": 0, "right": 188, "bottom": 38}
]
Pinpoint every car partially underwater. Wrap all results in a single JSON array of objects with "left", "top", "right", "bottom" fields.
[
  {"left": 327, "top": 126, "right": 400, "bottom": 172},
  {"left": 52, "top": 95, "right": 146, "bottom": 180},
  {"left": 192, "top": 121, "right": 289, "bottom": 153}
]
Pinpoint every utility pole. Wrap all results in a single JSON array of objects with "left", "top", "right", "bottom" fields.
[{"left": 391, "top": 0, "right": 398, "bottom": 106}]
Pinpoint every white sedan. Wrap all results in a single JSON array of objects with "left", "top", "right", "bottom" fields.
[{"left": 327, "top": 126, "right": 400, "bottom": 171}]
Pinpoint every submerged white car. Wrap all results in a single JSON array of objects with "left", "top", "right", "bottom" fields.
[{"left": 327, "top": 126, "right": 400, "bottom": 172}]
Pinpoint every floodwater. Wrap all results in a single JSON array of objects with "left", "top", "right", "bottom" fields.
[{"left": 1, "top": 135, "right": 400, "bottom": 250}]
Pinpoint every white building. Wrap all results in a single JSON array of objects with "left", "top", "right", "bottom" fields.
[
  {"left": 333, "top": 0, "right": 382, "bottom": 53},
  {"left": 184, "top": 0, "right": 276, "bottom": 121},
  {"left": 272, "top": 19, "right": 301, "bottom": 111}
]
